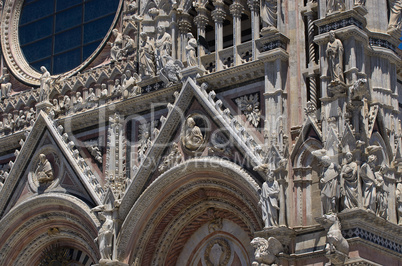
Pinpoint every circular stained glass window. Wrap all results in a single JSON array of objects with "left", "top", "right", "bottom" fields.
[{"left": 19, "top": 0, "right": 120, "bottom": 75}]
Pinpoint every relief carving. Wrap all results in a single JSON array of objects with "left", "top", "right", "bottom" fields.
[{"left": 235, "top": 93, "right": 261, "bottom": 127}]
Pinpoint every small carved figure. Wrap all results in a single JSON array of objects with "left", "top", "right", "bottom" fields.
[
  {"left": 158, "top": 142, "right": 182, "bottom": 173},
  {"left": 261, "top": 0, "right": 277, "bottom": 30},
  {"left": 396, "top": 183, "right": 402, "bottom": 225},
  {"left": 360, "top": 155, "right": 377, "bottom": 212},
  {"left": 73, "top": 92, "right": 83, "bottom": 112},
  {"left": 0, "top": 73, "right": 12, "bottom": 100},
  {"left": 110, "top": 29, "right": 124, "bottom": 61},
  {"left": 16, "top": 110, "right": 26, "bottom": 130},
  {"left": 159, "top": 55, "right": 183, "bottom": 86},
  {"left": 26, "top": 108, "right": 36, "bottom": 127},
  {"left": 112, "top": 79, "right": 122, "bottom": 97},
  {"left": 139, "top": 32, "right": 156, "bottom": 78},
  {"left": 94, "top": 211, "right": 114, "bottom": 261},
  {"left": 259, "top": 171, "right": 280, "bottom": 228},
  {"left": 375, "top": 166, "right": 388, "bottom": 219},
  {"left": 3, "top": 113, "right": 14, "bottom": 134},
  {"left": 326, "top": 0, "right": 345, "bottom": 14},
  {"left": 388, "top": 0, "right": 402, "bottom": 30},
  {"left": 86, "top": 88, "right": 97, "bottom": 108},
  {"left": 52, "top": 99, "right": 61, "bottom": 117},
  {"left": 35, "top": 154, "right": 54, "bottom": 184},
  {"left": 100, "top": 84, "right": 109, "bottom": 99},
  {"left": 326, "top": 31, "right": 344, "bottom": 85},
  {"left": 186, "top": 33, "right": 197, "bottom": 67},
  {"left": 250, "top": 237, "right": 283, "bottom": 266},
  {"left": 155, "top": 26, "right": 172, "bottom": 71},
  {"left": 322, "top": 213, "right": 349, "bottom": 255},
  {"left": 122, "top": 35, "right": 135, "bottom": 57},
  {"left": 39, "top": 66, "right": 51, "bottom": 102},
  {"left": 340, "top": 152, "right": 358, "bottom": 209},
  {"left": 182, "top": 117, "right": 204, "bottom": 151}
]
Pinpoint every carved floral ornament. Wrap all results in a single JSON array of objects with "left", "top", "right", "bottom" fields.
[
  {"left": 235, "top": 93, "right": 261, "bottom": 127},
  {"left": 0, "top": 0, "right": 122, "bottom": 86}
]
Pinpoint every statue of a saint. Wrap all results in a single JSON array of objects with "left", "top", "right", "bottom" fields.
[
  {"left": 340, "top": 152, "right": 358, "bottom": 209},
  {"left": 260, "top": 171, "right": 280, "bottom": 227},
  {"left": 375, "top": 166, "right": 388, "bottom": 219},
  {"left": 326, "top": 31, "right": 344, "bottom": 85},
  {"left": 35, "top": 154, "right": 54, "bottom": 184},
  {"left": 320, "top": 156, "right": 339, "bottom": 214},
  {"left": 155, "top": 26, "right": 172, "bottom": 71},
  {"left": 186, "top": 33, "right": 198, "bottom": 67},
  {"left": 326, "top": 0, "right": 345, "bottom": 15},
  {"left": 261, "top": 0, "right": 277, "bottom": 30},
  {"left": 110, "top": 29, "right": 123, "bottom": 61},
  {"left": 139, "top": 32, "right": 156, "bottom": 78},
  {"left": 182, "top": 117, "right": 204, "bottom": 151},
  {"left": 39, "top": 66, "right": 51, "bottom": 102},
  {"left": 388, "top": 0, "right": 402, "bottom": 30},
  {"left": 95, "top": 211, "right": 114, "bottom": 261},
  {"left": 360, "top": 155, "right": 377, "bottom": 212}
]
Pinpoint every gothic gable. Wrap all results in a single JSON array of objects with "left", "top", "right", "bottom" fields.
[
  {"left": 0, "top": 112, "right": 102, "bottom": 217},
  {"left": 119, "top": 78, "right": 266, "bottom": 218}
]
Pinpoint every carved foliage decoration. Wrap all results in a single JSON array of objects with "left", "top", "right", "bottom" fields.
[{"left": 235, "top": 93, "right": 261, "bottom": 127}]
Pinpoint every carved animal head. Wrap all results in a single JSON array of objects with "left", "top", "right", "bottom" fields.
[
  {"left": 250, "top": 237, "right": 268, "bottom": 251},
  {"left": 323, "top": 213, "right": 339, "bottom": 225}
]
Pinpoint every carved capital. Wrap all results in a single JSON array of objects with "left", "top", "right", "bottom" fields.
[
  {"left": 194, "top": 14, "right": 209, "bottom": 29},
  {"left": 247, "top": 0, "right": 260, "bottom": 12},
  {"left": 211, "top": 9, "right": 226, "bottom": 23},
  {"left": 230, "top": 2, "right": 244, "bottom": 17}
]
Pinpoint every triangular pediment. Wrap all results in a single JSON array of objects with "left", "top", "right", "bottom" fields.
[
  {"left": 0, "top": 112, "right": 102, "bottom": 217},
  {"left": 119, "top": 78, "right": 264, "bottom": 218}
]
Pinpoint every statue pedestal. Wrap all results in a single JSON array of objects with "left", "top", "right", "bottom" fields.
[
  {"left": 35, "top": 101, "right": 53, "bottom": 117},
  {"left": 94, "top": 260, "right": 129, "bottom": 266},
  {"left": 325, "top": 250, "right": 348, "bottom": 266},
  {"left": 180, "top": 66, "right": 205, "bottom": 81},
  {"left": 254, "top": 226, "right": 295, "bottom": 252}
]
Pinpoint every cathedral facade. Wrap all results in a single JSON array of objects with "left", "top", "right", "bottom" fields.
[{"left": 0, "top": 0, "right": 401, "bottom": 265}]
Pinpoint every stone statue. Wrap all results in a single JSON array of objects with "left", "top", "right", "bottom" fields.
[
  {"left": 340, "top": 152, "right": 358, "bottom": 209},
  {"left": 155, "top": 26, "right": 172, "bottom": 71},
  {"left": 250, "top": 237, "right": 283, "bottom": 266},
  {"left": 86, "top": 88, "right": 97, "bottom": 108},
  {"left": 186, "top": 33, "right": 197, "bottom": 67},
  {"left": 52, "top": 99, "right": 61, "bottom": 117},
  {"left": 73, "top": 92, "right": 83, "bottom": 112},
  {"left": 110, "top": 29, "right": 124, "bottom": 61},
  {"left": 322, "top": 213, "right": 349, "bottom": 256},
  {"left": 0, "top": 74, "right": 12, "bottom": 100},
  {"left": 260, "top": 0, "right": 277, "bottom": 30},
  {"left": 388, "top": 0, "right": 402, "bottom": 30},
  {"left": 100, "top": 84, "right": 109, "bottom": 99},
  {"left": 259, "top": 171, "right": 280, "bottom": 227},
  {"left": 139, "top": 32, "right": 156, "bottom": 78},
  {"left": 39, "top": 66, "right": 51, "bottom": 102},
  {"left": 112, "top": 79, "right": 122, "bottom": 97},
  {"left": 396, "top": 183, "right": 402, "bottom": 225},
  {"left": 16, "top": 110, "right": 26, "bottom": 130},
  {"left": 159, "top": 55, "right": 183, "bottom": 86},
  {"left": 95, "top": 211, "right": 114, "bottom": 262},
  {"left": 3, "top": 113, "right": 14, "bottom": 134},
  {"left": 360, "top": 155, "right": 377, "bottom": 212},
  {"left": 326, "top": 0, "right": 345, "bottom": 15},
  {"left": 375, "top": 166, "right": 388, "bottom": 219},
  {"left": 122, "top": 35, "right": 135, "bottom": 57},
  {"left": 35, "top": 154, "right": 54, "bottom": 184},
  {"left": 182, "top": 117, "right": 204, "bottom": 151},
  {"left": 326, "top": 31, "right": 344, "bottom": 85},
  {"left": 320, "top": 156, "right": 339, "bottom": 215}
]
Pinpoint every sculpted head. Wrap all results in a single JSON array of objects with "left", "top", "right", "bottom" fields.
[
  {"left": 39, "top": 154, "right": 47, "bottom": 163},
  {"left": 186, "top": 117, "right": 195, "bottom": 128},
  {"left": 329, "top": 30, "right": 335, "bottom": 42},
  {"left": 345, "top": 152, "right": 353, "bottom": 163}
]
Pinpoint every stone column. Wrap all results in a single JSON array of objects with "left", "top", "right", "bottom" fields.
[
  {"left": 178, "top": 12, "right": 192, "bottom": 62},
  {"left": 304, "top": 3, "right": 319, "bottom": 109},
  {"left": 194, "top": 5, "right": 209, "bottom": 67},
  {"left": 171, "top": 10, "right": 178, "bottom": 59},
  {"left": 230, "top": 2, "right": 243, "bottom": 66},
  {"left": 247, "top": 0, "right": 260, "bottom": 60},
  {"left": 211, "top": 0, "right": 226, "bottom": 71}
]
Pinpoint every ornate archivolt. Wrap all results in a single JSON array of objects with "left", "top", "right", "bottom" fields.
[
  {"left": 117, "top": 157, "right": 262, "bottom": 264},
  {"left": 0, "top": 193, "right": 100, "bottom": 265},
  {"left": 0, "top": 0, "right": 124, "bottom": 86}
]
